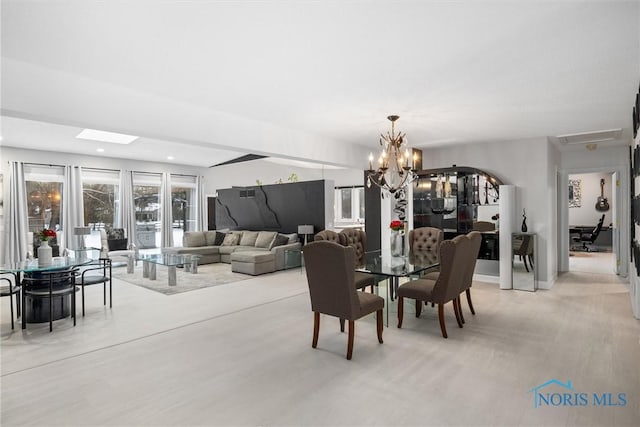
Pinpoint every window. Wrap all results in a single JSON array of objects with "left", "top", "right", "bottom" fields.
[
  {"left": 25, "top": 165, "right": 64, "bottom": 233},
  {"left": 82, "top": 169, "right": 119, "bottom": 231},
  {"left": 133, "top": 172, "right": 161, "bottom": 249},
  {"left": 171, "top": 174, "right": 197, "bottom": 247},
  {"left": 334, "top": 186, "right": 365, "bottom": 224}
]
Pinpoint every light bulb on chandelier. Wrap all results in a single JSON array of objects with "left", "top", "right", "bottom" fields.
[{"left": 366, "top": 115, "right": 418, "bottom": 195}]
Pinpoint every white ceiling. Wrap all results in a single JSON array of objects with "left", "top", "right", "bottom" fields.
[{"left": 1, "top": 1, "right": 639, "bottom": 168}]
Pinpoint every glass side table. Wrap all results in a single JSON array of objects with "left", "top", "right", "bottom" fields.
[{"left": 284, "top": 249, "right": 303, "bottom": 272}]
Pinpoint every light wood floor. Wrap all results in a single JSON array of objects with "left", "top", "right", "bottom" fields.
[{"left": 1, "top": 266, "right": 638, "bottom": 426}]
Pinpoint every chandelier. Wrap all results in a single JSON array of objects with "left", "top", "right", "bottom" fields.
[{"left": 366, "top": 115, "right": 418, "bottom": 194}]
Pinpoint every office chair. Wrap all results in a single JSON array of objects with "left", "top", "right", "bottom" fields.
[{"left": 572, "top": 214, "right": 605, "bottom": 252}]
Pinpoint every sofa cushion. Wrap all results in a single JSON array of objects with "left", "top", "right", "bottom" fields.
[
  {"left": 221, "top": 233, "right": 240, "bottom": 246},
  {"left": 255, "top": 231, "right": 277, "bottom": 248},
  {"left": 204, "top": 231, "right": 218, "bottom": 246},
  {"left": 272, "top": 234, "right": 290, "bottom": 249},
  {"left": 239, "top": 231, "right": 260, "bottom": 247},
  {"left": 230, "top": 250, "right": 276, "bottom": 263},
  {"left": 183, "top": 232, "right": 206, "bottom": 247}
]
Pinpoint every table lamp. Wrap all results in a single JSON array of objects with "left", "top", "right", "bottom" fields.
[
  {"left": 297, "top": 225, "right": 314, "bottom": 246},
  {"left": 74, "top": 226, "right": 91, "bottom": 250}
]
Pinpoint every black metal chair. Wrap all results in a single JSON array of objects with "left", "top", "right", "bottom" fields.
[
  {"left": 1, "top": 274, "right": 21, "bottom": 330},
  {"left": 572, "top": 214, "right": 605, "bottom": 252},
  {"left": 22, "top": 268, "right": 78, "bottom": 332},
  {"left": 76, "top": 258, "right": 112, "bottom": 316}
]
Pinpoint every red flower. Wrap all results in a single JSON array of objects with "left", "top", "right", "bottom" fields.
[
  {"left": 37, "top": 228, "right": 57, "bottom": 241},
  {"left": 389, "top": 220, "right": 404, "bottom": 231}
]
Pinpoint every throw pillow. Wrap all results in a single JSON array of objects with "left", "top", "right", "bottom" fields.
[
  {"left": 183, "top": 232, "right": 206, "bottom": 247},
  {"left": 271, "top": 234, "right": 290, "bottom": 249},
  {"left": 213, "top": 231, "right": 226, "bottom": 246},
  {"left": 255, "top": 231, "right": 277, "bottom": 248},
  {"left": 239, "top": 230, "right": 260, "bottom": 247},
  {"left": 221, "top": 233, "right": 240, "bottom": 246}
]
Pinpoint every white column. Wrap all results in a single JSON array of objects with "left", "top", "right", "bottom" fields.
[{"left": 499, "top": 185, "right": 516, "bottom": 290}]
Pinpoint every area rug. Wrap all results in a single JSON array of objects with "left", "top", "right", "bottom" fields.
[{"left": 112, "top": 263, "right": 252, "bottom": 295}]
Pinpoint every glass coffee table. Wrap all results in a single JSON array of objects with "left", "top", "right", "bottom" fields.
[{"left": 137, "top": 254, "right": 194, "bottom": 286}]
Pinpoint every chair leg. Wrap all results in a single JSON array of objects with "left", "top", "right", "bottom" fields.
[
  {"left": 458, "top": 297, "right": 465, "bottom": 324},
  {"left": 9, "top": 289, "right": 14, "bottom": 330},
  {"left": 453, "top": 298, "right": 463, "bottom": 328},
  {"left": 339, "top": 318, "right": 345, "bottom": 332},
  {"left": 415, "top": 300, "right": 422, "bottom": 318},
  {"left": 438, "top": 303, "right": 448, "bottom": 338},
  {"left": 312, "top": 312, "right": 320, "bottom": 348},
  {"left": 346, "top": 320, "right": 355, "bottom": 360},
  {"left": 376, "top": 309, "right": 383, "bottom": 344},
  {"left": 81, "top": 285, "right": 85, "bottom": 316},
  {"left": 397, "top": 296, "right": 404, "bottom": 328},
  {"left": 16, "top": 289, "right": 21, "bottom": 317},
  {"left": 466, "top": 289, "right": 476, "bottom": 315},
  {"left": 523, "top": 256, "right": 530, "bottom": 272}
]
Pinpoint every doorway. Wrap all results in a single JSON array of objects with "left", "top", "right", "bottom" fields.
[{"left": 559, "top": 167, "right": 628, "bottom": 277}]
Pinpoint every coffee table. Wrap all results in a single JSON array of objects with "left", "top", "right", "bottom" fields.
[{"left": 138, "top": 254, "right": 189, "bottom": 286}]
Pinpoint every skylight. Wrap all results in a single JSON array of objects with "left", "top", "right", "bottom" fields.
[{"left": 76, "top": 129, "right": 138, "bottom": 144}]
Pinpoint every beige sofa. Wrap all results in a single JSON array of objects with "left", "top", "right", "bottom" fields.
[{"left": 162, "top": 230, "right": 301, "bottom": 274}]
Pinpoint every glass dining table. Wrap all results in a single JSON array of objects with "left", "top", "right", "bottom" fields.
[
  {"left": 356, "top": 249, "right": 439, "bottom": 325},
  {"left": 0, "top": 248, "right": 101, "bottom": 327}
]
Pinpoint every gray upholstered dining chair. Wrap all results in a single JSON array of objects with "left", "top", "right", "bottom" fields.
[
  {"left": 303, "top": 241, "right": 384, "bottom": 360},
  {"left": 338, "top": 229, "right": 376, "bottom": 293},
  {"left": 408, "top": 227, "right": 443, "bottom": 252},
  {"left": 314, "top": 229, "right": 344, "bottom": 244},
  {"left": 396, "top": 235, "right": 468, "bottom": 338},
  {"left": 459, "top": 231, "right": 482, "bottom": 321}
]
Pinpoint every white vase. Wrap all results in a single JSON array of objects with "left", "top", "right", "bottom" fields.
[
  {"left": 390, "top": 230, "right": 406, "bottom": 257},
  {"left": 38, "top": 240, "right": 53, "bottom": 267}
]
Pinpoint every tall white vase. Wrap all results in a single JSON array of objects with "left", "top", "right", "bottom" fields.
[{"left": 38, "top": 240, "right": 53, "bottom": 267}]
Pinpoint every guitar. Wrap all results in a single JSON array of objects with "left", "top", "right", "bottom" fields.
[{"left": 595, "top": 178, "right": 610, "bottom": 212}]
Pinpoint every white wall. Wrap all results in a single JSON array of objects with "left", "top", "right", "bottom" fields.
[
  {"left": 202, "top": 159, "right": 363, "bottom": 195},
  {"left": 568, "top": 172, "right": 614, "bottom": 226}
]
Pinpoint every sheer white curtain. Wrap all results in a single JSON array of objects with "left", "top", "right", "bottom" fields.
[
  {"left": 4, "top": 161, "right": 29, "bottom": 263},
  {"left": 62, "top": 165, "right": 84, "bottom": 250},
  {"left": 196, "top": 175, "right": 206, "bottom": 231},
  {"left": 160, "top": 172, "right": 173, "bottom": 248},
  {"left": 117, "top": 170, "right": 136, "bottom": 247}
]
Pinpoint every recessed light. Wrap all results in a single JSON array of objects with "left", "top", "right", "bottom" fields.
[
  {"left": 96, "top": 148, "right": 105, "bottom": 153},
  {"left": 167, "top": 156, "right": 174, "bottom": 160},
  {"left": 77, "top": 128, "right": 138, "bottom": 144}
]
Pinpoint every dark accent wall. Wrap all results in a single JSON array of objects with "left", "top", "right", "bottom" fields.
[
  {"left": 364, "top": 171, "right": 381, "bottom": 251},
  {"left": 215, "top": 180, "right": 328, "bottom": 234}
]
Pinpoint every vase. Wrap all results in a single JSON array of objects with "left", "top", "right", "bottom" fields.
[
  {"left": 521, "top": 209, "right": 528, "bottom": 233},
  {"left": 390, "top": 230, "right": 406, "bottom": 257},
  {"left": 38, "top": 240, "right": 53, "bottom": 267}
]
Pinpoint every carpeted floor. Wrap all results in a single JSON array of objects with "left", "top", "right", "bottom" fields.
[{"left": 112, "top": 263, "right": 252, "bottom": 295}]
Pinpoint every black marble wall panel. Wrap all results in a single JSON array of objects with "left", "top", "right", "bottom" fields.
[{"left": 215, "top": 180, "right": 328, "bottom": 234}]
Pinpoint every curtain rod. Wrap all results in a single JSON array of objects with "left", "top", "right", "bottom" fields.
[
  {"left": 82, "top": 166, "right": 119, "bottom": 173},
  {"left": 23, "top": 162, "right": 66, "bottom": 168},
  {"left": 131, "top": 170, "right": 196, "bottom": 178}
]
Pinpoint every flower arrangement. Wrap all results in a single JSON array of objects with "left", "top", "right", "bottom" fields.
[
  {"left": 36, "top": 228, "right": 57, "bottom": 242},
  {"left": 390, "top": 220, "right": 404, "bottom": 232}
]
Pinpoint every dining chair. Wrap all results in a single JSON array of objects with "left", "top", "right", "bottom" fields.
[
  {"left": 22, "top": 268, "right": 78, "bottom": 332},
  {"left": 458, "top": 231, "right": 482, "bottom": 322},
  {"left": 396, "top": 235, "right": 468, "bottom": 338},
  {"left": 303, "top": 241, "right": 384, "bottom": 360},
  {"left": 1, "top": 274, "right": 21, "bottom": 330},
  {"left": 76, "top": 258, "right": 112, "bottom": 316},
  {"left": 314, "top": 229, "right": 344, "bottom": 244},
  {"left": 339, "top": 229, "right": 377, "bottom": 293},
  {"left": 408, "top": 227, "right": 443, "bottom": 277}
]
